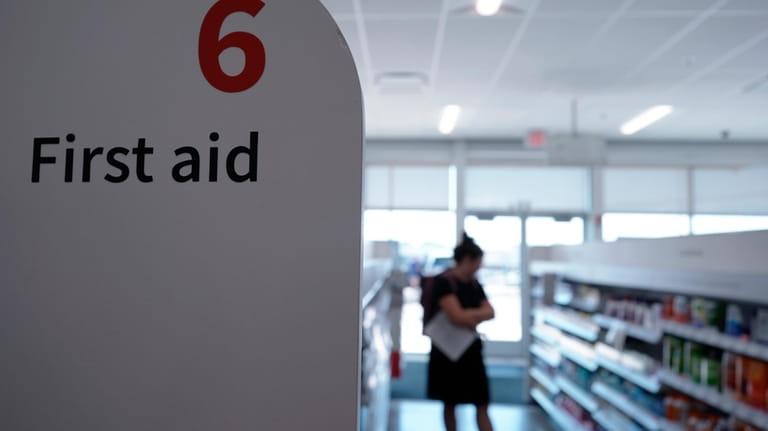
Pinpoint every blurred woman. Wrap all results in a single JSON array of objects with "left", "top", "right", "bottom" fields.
[{"left": 427, "top": 233, "right": 495, "bottom": 431}]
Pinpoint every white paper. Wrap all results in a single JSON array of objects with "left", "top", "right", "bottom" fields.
[{"left": 423, "top": 311, "right": 479, "bottom": 361}]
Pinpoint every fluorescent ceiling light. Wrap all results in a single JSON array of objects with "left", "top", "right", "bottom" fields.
[
  {"left": 620, "top": 105, "right": 674, "bottom": 135},
  {"left": 439, "top": 105, "right": 461, "bottom": 135},
  {"left": 476, "top": 0, "right": 503, "bottom": 16}
]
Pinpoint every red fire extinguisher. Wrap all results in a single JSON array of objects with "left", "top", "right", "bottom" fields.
[{"left": 390, "top": 350, "right": 402, "bottom": 379}]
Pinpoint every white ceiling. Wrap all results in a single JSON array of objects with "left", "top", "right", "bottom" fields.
[{"left": 319, "top": 0, "right": 768, "bottom": 141}]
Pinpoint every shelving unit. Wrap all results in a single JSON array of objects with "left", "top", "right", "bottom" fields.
[
  {"left": 592, "top": 409, "right": 637, "bottom": 431},
  {"left": 661, "top": 320, "right": 768, "bottom": 362},
  {"left": 594, "top": 343, "right": 660, "bottom": 393},
  {"left": 591, "top": 382, "right": 663, "bottom": 431},
  {"left": 555, "top": 375, "right": 598, "bottom": 413},
  {"left": 527, "top": 233, "right": 768, "bottom": 431},
  {"left": 534, "top": 307, "right": 599, "bottom": 342},
  {"left": 530, "top": 367, "right": 559, "bottom": 395},
  {"left": 531, "top": 324, "right": 561, "bottom": 346},
  {"left": 658, "top": 368, "right": 768, "bottom": 430},
  {"left": 530, "top": 343, "right": 561, "bottom": 368},
  {"left": 530, "top": 388, "right": 589, "bottom": 431},
  {"left": 593, "top": 314, "right": 662, "bottom": 344},
  {"left": 559, "top": 335, "right": 599, "bottom": 372}
]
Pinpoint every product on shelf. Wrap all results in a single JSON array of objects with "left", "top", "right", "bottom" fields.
[
  {"left": 595, "top": 370, "right": 665, "bottom": 417},
  {"left": 684, "top": 341, "right": 705, "bottom": 382},
  {"left": 560, "top": 358, "right": 593, "bottom": 390},
  {"left": 721, "top": 352, "right": 744, "bottom": 400},
  {"left": 664, "top": 393, "right": 691, "bottom": 425},
  {"left": 603, "top": 296, "right": 662, "bottom": 330},
  {"left": 664, "top": 336, "right": 684, "bottom": 374},
  {"left": 726, "top": 304, "right": 748, "bottom": 338},
  {"left": 691, "top": 298, "right": 725, "bottom": 332},
  {"left": 673, "top": 295, "right": 691, "bottom": 324},
  {"left": 745, "top": 358, "right": 767, "bottom": 410},
  {"left": 665, "top": 393, "right": 729, "bottom": 431},
  {"left": 752, "top": 308, "right": 768, "bottom": 346},
  {"left": 555, "top": 393, "right": 597, "bottom": 431},
  {"left": 679, "top": 341, "right": 722, "bottom": 389},
  {"left": 734, "top": 419, "right": 764, "bottom": 431},
  {"left": 700, "top": 349, "right": 721, "bottom": 389}
]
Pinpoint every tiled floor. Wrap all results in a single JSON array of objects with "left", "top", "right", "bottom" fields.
[{"left": 388, "top": 400, "right": 556, "bottom": 431}]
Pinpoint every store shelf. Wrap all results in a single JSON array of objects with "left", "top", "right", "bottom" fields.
[
  {"left": 555, "top": 375, "right": 599, "bottom": 413},
  {"left": 592, "top": 381, "right": 662, "bottom": 431},
  {"left": 661, "top": 320, "right": 768, "bottom": 362},
  {"left": 535, "top": 308, "right": 599, "bottom": 342},
  {"left": 595, "top": 343, "right": 660, "bottom": 393},
  {"left": 593, "top": 314, "right": 662, "bottom": 344},
  {"left": 658, "top": 368, "right": 768, "bottom": 430},
  {"left": 530, "top": 388, "right": 588, "bottom": 431},
  {"left": 531, "top": 324, "right": 561, "bottom": 346},
  {"left": 530, "top": 343, "right": 561, "bottom": 368},
  {"left": 530, "top": 367, "right": 559, "bottom": 396},
  {"left": 592, "top": 409, "right": 636, "bottom": 431},
  {"left": 559, "top": 335, "right": 598, "bottom": 372}
]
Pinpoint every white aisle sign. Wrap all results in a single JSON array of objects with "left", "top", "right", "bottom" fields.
[{"left": 0, "top": 1, "right": 363, "bottom": 430}]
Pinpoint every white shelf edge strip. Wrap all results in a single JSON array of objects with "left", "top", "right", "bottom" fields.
[
  {"left": 530, "top": 367, "right": 559, "bottom": 395},
  {"left": 555, "top": 375, "right": 599, "bottom": 412},
  {"left": 540, "top": 310, "right": 599, "bottom": 342},
  {"left": 592, "top": 382, "right": 661, "bottom": 431},
  {"left": 561, "top": 347, "right": 599, "bottom": 372},
  {"left": 596, "top": 355, "right": 660, "bottom": 393},
  {"left": 530, "top": 344, "right": 561, "bottom": 368},
  {"left": 531, "top": 388, "right": 587, "bottom": 431},
  {"left": 658, "top": 368, "right": 768, "bottom": 430},
  {"left": 531, "top": 325, "right": 560, "bottom": 345},
  {"left": 593, "top": 410, "right": 630, "bottom": 431},
  {"left": 593, "top": 314, "right": 662, "bottom": 343},
  {"left": 661, "top": 320, "right": 768, "bottom": 362}
]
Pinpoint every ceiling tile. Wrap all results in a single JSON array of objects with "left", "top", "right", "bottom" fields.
[
  {"left": 435, "top": 15, "right": 523, "bottom": 95},
  {"left": 648, "top": 16, "right": 768, "bottom": 74},
  {"left": 366, "top": 19, "right": 439, "bottom": 75},
  {"left": 361, "top": 0, "right": 443, "bottom": 15},
  {"left": 629, "top": 0, "right": 720, "bottom": 12},
  {"left": 537, "top": 0, "right": 622, "bottom": 13},
  {"left": 722, "top": 0, "right": 768, "bottom": 12}
]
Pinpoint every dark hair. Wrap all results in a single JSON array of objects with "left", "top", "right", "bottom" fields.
[{"left": 453, "top": 232, "right": 483, "bottom": 263}]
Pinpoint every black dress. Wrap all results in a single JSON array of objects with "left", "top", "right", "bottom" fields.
[{"left": 426, "top": 274, "right": 490, "bottom": 405}]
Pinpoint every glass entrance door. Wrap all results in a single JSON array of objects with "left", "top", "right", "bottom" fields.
[{"left": 464, "top": 214, "right": 586, "bottom": 358}]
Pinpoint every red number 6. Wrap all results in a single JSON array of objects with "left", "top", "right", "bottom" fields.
[{"left": 199, "top": 0, "right": 266, "bottom": 93}]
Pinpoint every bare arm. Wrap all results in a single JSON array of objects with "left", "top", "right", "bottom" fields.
[
  {"left": 438, "top": 294, "right": 483, "bottom": 328},
  {"left": 469, "top": 300, "right": 495, "bottom": 322}
]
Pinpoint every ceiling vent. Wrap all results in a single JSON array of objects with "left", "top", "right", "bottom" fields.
[{"left": 374, "top": 72, "right": 429, "bottom": 95}]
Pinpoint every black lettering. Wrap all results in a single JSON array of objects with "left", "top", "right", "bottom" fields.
[
  {"left": 82, "top": 147, "right": 104, "bottom": 182},
  {"left": 226, "top": 131, "right": 258, "bottom": 182},
  {"left": 172, "top": 147, "right": 200, "bottom": 183},
  {"left": 64, "top": 133, "right": 76, "bottom": 183},
  {"left": 209, "top": 147, "right": 219, "bottom": 182},
  {"left": 209, "top": 132, "right": 220, "bottom": 182},
  {"left": 65, "top": 148, "right": 74, "bottom": 183},
  {"left": 32, "top": 137, "right": 59, "bottom": 182},
  {"left": 105, "top": 147, "right": 130, "bottom": 183},
  {"left": 132, "top": 138, "right": 154, "bottom": 183}
]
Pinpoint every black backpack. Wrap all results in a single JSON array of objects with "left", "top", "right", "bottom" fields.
[{"left": 420, "top": 271, "right": 458, "bottom": 329}]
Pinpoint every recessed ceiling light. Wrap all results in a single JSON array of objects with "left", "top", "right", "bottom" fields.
[
  {"left": 451, "top": 2, "right": 523, "bottom": 16},
  {"left": 476, "top": 0, "right": 503, "bottom": 16},
  {"left": 620, "top": 105, "right": 674, "bottom": 135},
  {"left": 439, "top": 105, "right": 461, "bottom": 135}
]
